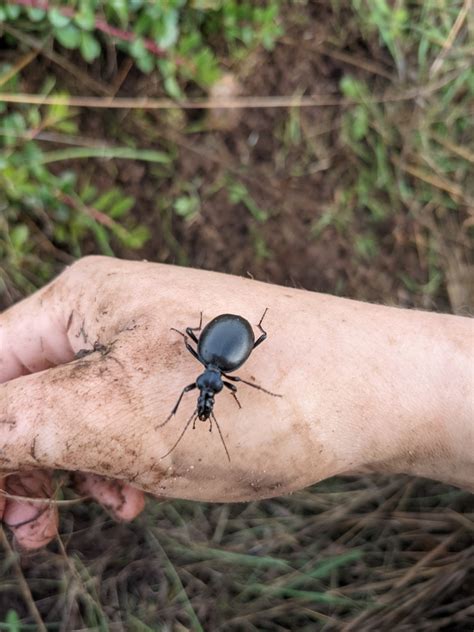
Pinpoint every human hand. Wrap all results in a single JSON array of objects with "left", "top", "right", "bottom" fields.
[{"left": 1, "top": 256, "right": 472, "bottom": 549}]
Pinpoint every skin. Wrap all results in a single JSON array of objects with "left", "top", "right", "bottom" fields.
[{"left": 0, "top": 256, "right": 472, "bottom": 550}]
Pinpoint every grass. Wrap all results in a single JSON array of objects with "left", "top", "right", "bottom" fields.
[
  {"left": 1, "top": 0, "right": 473, "bottom": 629},
  {"left": 1, "top": 476, "right": 472, "bottom": 629}
]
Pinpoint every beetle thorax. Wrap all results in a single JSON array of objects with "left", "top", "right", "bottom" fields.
[{"left": 196, "top": 367, "right": 223, "bottom": 420}]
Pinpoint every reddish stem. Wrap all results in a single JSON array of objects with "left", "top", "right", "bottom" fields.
[{"left": 60, "top": 193, "right": 115, "bottom": 228}]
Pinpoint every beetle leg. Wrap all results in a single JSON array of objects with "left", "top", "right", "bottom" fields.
[
  {"left": 223, "top": 381, "right": 242, "bottom": 409},
  {"left": 252, "top": 307, "right": 268, "bottom": 349},
  {"left": 156, "top": 382, "right": 197, "bottom": 428},
  {"left": 184, "top": 338, "right": 202, "bottom": 363},
  {"left": 171, "top": 328, "right": 203, "bottom": 364},
  {"left": 160, "top": 410, "right": 198, "bottom": 459},
  {"left": 223, "top": 373, "right": 281, "bottom": 398},
  {"left": 185, "top": 311, "right": 203, "bottom": 344}
]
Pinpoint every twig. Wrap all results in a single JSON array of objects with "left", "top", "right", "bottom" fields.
[
  {"left": 0, "top": 49, "right": 39, "bottom": 88},
  {"left": 392, "top": 156, "right": 472, "bottom": 206},
  {"left": 430, "top": 0, "right": 472, "bottom": 77},
  {"left": 0, "top": 66, "right": 468, "bottom": 110},
  {"left": 59, "top": 192, "right": 115, "bottom": 228},
  {"left": 0, "top": 487, "right": 87, "bottom": 506}
]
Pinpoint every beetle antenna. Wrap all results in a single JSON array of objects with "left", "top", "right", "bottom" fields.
[
  {"left": 223, "top": 374, "right": 282, "bottom": 398},
  {"left": 211, "top": 411, "right": 231, "bottom": 463},
  {"left": 160, "top": 410, "right": 198, "bottom": 459}
]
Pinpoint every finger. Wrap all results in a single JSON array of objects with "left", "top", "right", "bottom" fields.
[
  {"left": 0, "top": 257, "right": 139, "bottom": 383},
  {"left": 0, "top": 277, "right": 75, "bottom": 382},
  {"left": 73, "top": 473, "right": 146, "bottom": 521},
  {"left": 3, "top": 471, "right": 58, "bottom": 550}
]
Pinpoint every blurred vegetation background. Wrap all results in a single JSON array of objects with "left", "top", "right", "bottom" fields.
[{"left": 0, "top": 0, "right": 473, "bottom": 629}]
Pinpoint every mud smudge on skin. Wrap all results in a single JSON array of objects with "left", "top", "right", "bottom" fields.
[
  {"left": 29, "top": 435, "right": 39, "bottom": 462},
  {"left": 66, "top": 310, "right": 74, "bottom": 332},
  {"left": 0, "top": 419, "right": 16, "bottom": 427}
]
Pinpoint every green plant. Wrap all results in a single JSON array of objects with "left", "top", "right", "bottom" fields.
[
  {"left": 227, "top": 180, "right": 269, "bottom": 223},
  {"left": 0, "top": 0, "right": 283, "bottom": 95},
  {"left": 226, "top": 179, "right": 272, "bottom": 259},
  {"left": 0, "top": 69, "right": 151, "bottom": 297},
  {"left": 351, "top": 0, "right": 409, "bottom": 74},
  {"left": 1, "top": 610, "right": 21, "bottom": 632}
]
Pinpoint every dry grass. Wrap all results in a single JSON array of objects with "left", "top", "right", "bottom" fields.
[{"left": 1, "top": 476, "right": 472, "bottom": 629}]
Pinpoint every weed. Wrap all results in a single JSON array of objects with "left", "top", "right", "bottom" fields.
[
  {"left": 227, "top": 179, "right": 269, "bottom": 223},
  {"left": 0, "top": 0, "right": 284, "bottom": 93},
  {"left": 0, "top": 69, "right": 151, "bottom": 299},
  {"left": 309, "top": 0, "right": 473, "bottom": 304}
]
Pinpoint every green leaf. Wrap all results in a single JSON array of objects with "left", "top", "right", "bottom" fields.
[
  {"left": 135, "top": 51, "right": 155, "bottom": 74},
  {"left": 164, "top": 75, "right": 182, "bottom": 99},
  {"left": 27, "top": 8, "right": 46, "bottom": 22},
  {"left": 93, "top": 189, "right": 121, "bottom": 212},
  {"left": 174, "top": 195, "right": 200, "bottom": 219},
  {"left": 48, "top": 8, "right": 70, "bottom": 28},
  {"left": 130, "top": 37, "right": 147, "bottom": 59},
  {"left": 109, "top": 196, "right": 135, "bottom": 218},
  {"left": 5, "top": 5, "right": 21, "bottom": 19},
  {"left": 4, "top": 609, "right": 21, "bottom": 632},
  {"left": 10, "top": 224, "right": 29, "bottom": 250},
  {"left": 340, "top": 75, "right": 366, "bottom": 99},
  {"left": 113, "top": 0, "right": 129, "bottom": 27},
  {"left": 351, "top": 105, "right": 369, "bottom": 141},
  {"left": 55, "top": 24, "right": 82, "bottom": 50},
  {"left": 157, "top": 10, "right": 179, "bottom": 49},
  {"left": 74, "top": 4, "right": 96, "bottom": 31},
  {"left": 80, "top": 32, "right": 101, "bottom": 62},
  {"left": 39, "top": 146, "right": 171, "bottom": 164},
  {"left": 26, "top": 107, "right": 41, "bottom": 128},
  {"left": 125, "top": 225, "right": 150, "bottom": 248},
  {"left": 22, "top": 141, "right": 44, "bottom": 164},
  {"left": 129, "top": 38, "right": 156, "bottom": 74},
  {"left": 80, "top": 184, "right": 98, "bottom": 204},
  {"left": 55, "top": 119, "right": 78, "bottom": 134},
  {"left": 193, "top": 47, "right": 220, "bottom": 86},
  {"left": 90, "top": 222, "right": 114, "bottom": 256}
]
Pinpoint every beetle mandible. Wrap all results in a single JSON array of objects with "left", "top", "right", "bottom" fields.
[{"left": 157, "top": 308, "right": 281, "bottom": 461}]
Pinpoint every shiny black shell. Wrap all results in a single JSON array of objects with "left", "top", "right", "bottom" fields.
[{"left": 197, "top": 314, "right": 254, "bottom": 373}]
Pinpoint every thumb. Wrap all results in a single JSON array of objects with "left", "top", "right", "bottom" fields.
[
  {"left": 0, "top": 270, "right": 74, "bottom": 383},
  {"left": 0, "top": 264, "right": 162, "bottom": 484}
]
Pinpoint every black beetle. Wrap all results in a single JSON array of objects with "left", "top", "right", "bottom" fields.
[{"left": 157, "top": 308, "right": 281, "bottom": 461}]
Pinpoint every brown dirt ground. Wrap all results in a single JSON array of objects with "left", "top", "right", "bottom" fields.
[{"left": 24, "top": 2, "right": 455, "bottom": 311}]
